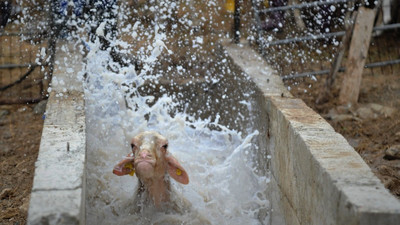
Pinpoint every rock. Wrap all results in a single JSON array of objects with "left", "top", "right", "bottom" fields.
[
  {"left": 324, "top": 108, "right": 338, "bottom": 120},
  {"left": 380, "top": 106, "right": 396, "bottom": 117},
  {"left": 356, "top": 106, "right": 376, "bottom": 119},
  {"left": 19, "top": 195, "right": 31, "bottom": 214},
  {"left": 3, "top": 131, "right": 12, "bottom": 140},
  {"left": 17, "top": 106, "right": 28, "bottom": 112},
  {"left": 368, "top": 103, "right": 384, "bottom": 112},
  {"left": 0, "top": 109, "right": 9, "bottom": 118},
  {"left": 332, "top": 114, "right": 354, "bottom": 122},
  {"left": 324, "top": 108, "right": 355, "bottom": 122},
  {"left": 33, "top": 100, "right": 48, "bottom": 115},
  {"left": 0, "top": 142, "right": 11, "bottom": 155},
  {"left": 336, "top": 105, "right": 351, "bottom": 114},
  {"left": 346, "top": 138, "right": 360, "bottom": 148},
  {"left": 368, "top": 103, "right": 396, "bottom": 117},
  {"left": 357, "top": 103, "right": 397, "bottom": 119},
  {"left": 0, "top": 188, "right": 13, "bottom": 199},
  {"left": 385, "top": 145, "right": 400, "bottom": 160}
]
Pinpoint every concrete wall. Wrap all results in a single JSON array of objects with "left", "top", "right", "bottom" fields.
[
  {"left": 223, "top": 40, "right": 400, "bottom": 225},
  {"left": 27, "top": 43, "right": 86, "bottom": 225},
  {"left": 27, "top": 39, "right": 400, "bottom": 224}
]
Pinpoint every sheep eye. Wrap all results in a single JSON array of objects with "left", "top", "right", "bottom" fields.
[
  {"left": 162, "top": 144, "right": 168, "bottom": 149},
  {"left": 131, "top": 144, "right": 135, "bottom": 149}
]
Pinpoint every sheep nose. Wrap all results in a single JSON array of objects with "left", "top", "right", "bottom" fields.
[{"left": 139, "top": 150, "right": 150, "bottom": 159}]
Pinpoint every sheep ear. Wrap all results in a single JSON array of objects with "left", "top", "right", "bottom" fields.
[
  {"left": 113, "top": 154, "right": 135, "bottom": 176},
  {"left": 166, "top": 155, "right": 189, "bottom": 185}
]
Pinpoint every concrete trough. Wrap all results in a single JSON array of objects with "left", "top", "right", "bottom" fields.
[
  {"left": 27, "top": 43, "right": 86, "bottom": 225},
  {"left": 27, "top": 41, "right": 400, "bottom": 224},
  {"left": 223, "top": 40, "right": 400, "bottom": 225}
]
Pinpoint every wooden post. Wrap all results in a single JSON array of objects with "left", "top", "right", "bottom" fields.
[
  {"left": 339, "top": 6, "right": 377, "bottom": 105},
  {"left": 317, "top": 10, "right": 357, "bottom": 104},
  {"left": 290, "top": 0, "right": 306, "bottom": 30}
]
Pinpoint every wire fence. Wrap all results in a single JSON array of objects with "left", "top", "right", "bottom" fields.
[
  {"left": 0, "top": 0, "right": 135, "bottom": 105},
  {"left": 0, "top": 1, "right": 55, "bottom": 104},
  {"left": 234, "top": 0, "right": 400, "bottom": 80}
]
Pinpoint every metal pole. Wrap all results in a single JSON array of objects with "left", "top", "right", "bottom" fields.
[
  {"left": 281, "top": 59, "right": 400, "bottom": 80},
  {"left": 372, "top": 23, "right": 400, "bottom": 31},
  {"left": 265, "top": 31, "right": 346, "bottom": 46},
  {"left": 0, "top": 32, "right": 37, "bottom": 36},
  {"left": 262, "top": 23, "right": 400, "bottom": 46},
  {"left": 233, "top": 0, "right": 241, "bottom": 43},
  {"left": 0, "top": 63, "right": 43, "bottom": 69},
  {"left": 260, "top": 0, "right": 356, "bottom": 13}
]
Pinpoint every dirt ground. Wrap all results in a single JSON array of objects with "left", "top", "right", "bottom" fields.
[
  {"left": 286, "top": 72, "right": 400, "bottom": 199},
  {"left": 252, "top": 1, "right": 400, "bottom": 200},
  {"left": 283, "top": 33, "right": 400, "bottom": 199},
  {"left": 0, "top": 103, "right": 44, "bottom": 225}
]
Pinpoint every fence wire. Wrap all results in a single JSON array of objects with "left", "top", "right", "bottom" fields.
[
  {"left": 0, "top": 1, "right": 55, "bottom": 104},
  {"left": 239, "top": 0, "right": 400, "bottom": 80}
]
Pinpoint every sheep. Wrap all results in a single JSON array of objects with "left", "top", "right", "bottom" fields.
[{"left": 113, "top": 131, "right": 189, "bottom": 210}]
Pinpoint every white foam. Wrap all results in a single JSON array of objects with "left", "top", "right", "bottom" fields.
[
  {"left": 54, "top": 1, "right": 273, "bottom": 224},
  {"left": 83, "top": 49, "right": 270, "bottom": 224}
]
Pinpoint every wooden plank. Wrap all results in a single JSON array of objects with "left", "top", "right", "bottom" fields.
[
  {"left": 339, "top": 7, "right": 377, "bottom": 105},
  {"left": 290, "top": 0, "right": 306, "bottom": 29},
  {"left": 317, "top": 11, "right": 357, "bottom": 104},
  {"left": 327, "top": 11, "right": 356, "bottom": 89}
]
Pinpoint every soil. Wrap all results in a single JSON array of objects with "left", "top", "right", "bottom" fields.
[
  {"left": 251, "top": 0, "right": 400, "bottom": 200},
  {"left": 285, "top": 72, "right": 400, "bottom": 199},
  {"left": 282, "top": 33, "right": 400, "bottom": 198},
  {"left": 0, "top": 103, "right": 44, "bottom": 225}
]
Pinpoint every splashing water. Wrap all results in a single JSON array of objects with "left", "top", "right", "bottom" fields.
[
  {"left": 14, "top": 0, "right": 272, "bottom": 224},
  {"left": 84, "top": 39, "right": 271, "bottom": 224}
]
